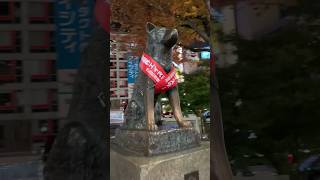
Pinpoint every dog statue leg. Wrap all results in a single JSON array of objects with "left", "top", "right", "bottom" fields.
[
  {"left": 144, "top": 78, "right": 157, "bottom": 130},
  {"left": 154, "top": 94, "right": 162, "bottom": 127},
  {"left": 167, "top": 87, "right": 192, "bottom": 128}
]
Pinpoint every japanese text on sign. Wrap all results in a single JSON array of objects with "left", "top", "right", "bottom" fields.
[{"left": 55, "top": 0, "right": 94, "bottom": 69}]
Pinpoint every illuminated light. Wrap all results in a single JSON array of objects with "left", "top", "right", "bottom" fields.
[{"left": 200, "top": 51, "right": 210, "bottom": 59}]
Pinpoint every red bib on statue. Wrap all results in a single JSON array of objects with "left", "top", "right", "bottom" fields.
[{"left": 139, "top": 53, "right": 178, "bottom": 94}]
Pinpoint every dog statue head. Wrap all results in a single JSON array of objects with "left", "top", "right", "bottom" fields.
[{"left": 145, "top": 22, "right": 178, "bottom": 70}]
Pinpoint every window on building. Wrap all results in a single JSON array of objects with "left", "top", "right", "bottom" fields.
[
  {"left": 119, "top": 62, "right": 127, "bottom": 69},
  {"left": 0, "top": 60, "right": 22, "bottom": 83},
  {"left": 110, "top": 90, "right": 117, "bottom": 97},
  {"left": 0, "top": 93, "right": 10, "bottom": 105},
  {"left": 0, "top": 31, "right": 21, "bottom": 53},
  {"left": 0, "top": 2, "right": 10, "bottom": 15},
  {"left": 110, "top": 71, "right": 116, "bottom": 78},
  {"left": 30, "top": 60, "right": 56, "bottom": 82},
  {"left": 39, "top": 119, "right": 58, "bottom": 134},
  {"left": 29, "top": 31, "right": 55, "bottom": 53},
  {"left": 110, "top": 54, "right": 116, "bottom": 60},
  {"left": 0, "top": 2, "right": 20, "bottom": 24},
  {"left": 110, "top": 62, "right": 116, "bottom": 69},
  {"left": 13, "top": 121, "right": 31, "bottom": 145},
  {"left": 119, "top": 80, "right": 128, "bottom": 88},
  {"left": 0, "top": 91, "right": 23, "bottom": 113},
  {"left": 119, "top": 89, "right": 128, "bottom": 97},
  {"left": 110, "top": 80, "right": 117, "bottom": 88},
  {"left": 39, "top": 120, "right": 48, "bottom": 133},
  {"left": 119, "top": 71, "right": 127, "bottom": 78},
  {"left": 28, "top": 2, "right": 53, "bottom": 24},
  {"left": 32, "top": 119, "right": 58, "bottom": 142},
  {"left": 31, "top": 89, "right": 57, "bottom": 112},
  {"left": 111, "top": 43, "right": 117, "bottom": 51}
]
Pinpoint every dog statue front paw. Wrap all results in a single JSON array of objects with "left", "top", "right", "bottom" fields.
[
  {"left": 147, "top": 124, "right": 158, "bottom": 131},
  {"left": 178, "top": 120, "right": 192, "bottom": 128}
]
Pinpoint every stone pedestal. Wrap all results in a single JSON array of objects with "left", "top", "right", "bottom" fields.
[
  {"left": 110, "top": 141, "right": 210, "bottom": 180},
  {"left": 114, "top": 128, "right": 201, "bottom": 156}
]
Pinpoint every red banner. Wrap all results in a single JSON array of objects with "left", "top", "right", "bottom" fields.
[
  {"left": 139, "top": 53, "right": 178, "bottom": 94},
  {"left": 94, "top": 0, "right": 110, "bottom": 32}
]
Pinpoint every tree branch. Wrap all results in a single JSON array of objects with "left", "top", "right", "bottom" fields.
[
  {"left": 143, "top": 0, "right": 173, "bottom": 17},
  {"left": 203, "top": 0, "right": 211, "bottom": 14},
  {"left": 183, "top": 19, "right": 210, "bottom": 43}
]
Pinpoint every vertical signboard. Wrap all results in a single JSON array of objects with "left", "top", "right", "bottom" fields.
[
  {"left": 127, "top": 55, "right": 140, "bottom": 99},
  {"left": 54, "top": 0, "right": 94, "bottom": 124},
  {"left": 54, "top": 0, "right": 94, "bottom": 69},
  {"left": 127, "top": 56, "right": 139, "bottom": 84}
]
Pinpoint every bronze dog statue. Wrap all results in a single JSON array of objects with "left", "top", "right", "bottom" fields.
[{"left": 124, "top": 22, "right": 191, "bottom": 130}]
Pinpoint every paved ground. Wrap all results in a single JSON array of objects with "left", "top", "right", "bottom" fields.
[{"left": 0, "top": 156, "right": 43, "bottom": 180}]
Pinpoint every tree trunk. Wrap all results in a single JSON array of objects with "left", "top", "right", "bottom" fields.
[
  {"left": 210, "top": 72, "right": 234, "bottom": 180},
  {"left": 43, "top": 24, "right": 109, "bottom": 180},
  {"left": 209, "top": 1, "right": 234, "bottom": 180}
]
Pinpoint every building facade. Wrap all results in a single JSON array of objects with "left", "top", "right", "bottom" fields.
[
  {"left": 110, "top": 32, "right": 143, "bottom": 110},
  {"left": 0, "top": 0, "right": 58, "bottom": 154}
]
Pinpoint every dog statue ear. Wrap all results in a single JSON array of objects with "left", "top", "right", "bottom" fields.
[{"left": 146, "top": 22, "right": 156, "bottom": 33}]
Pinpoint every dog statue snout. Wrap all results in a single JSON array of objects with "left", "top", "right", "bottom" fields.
[{"left": 164, "top": 29, "right": 178, "bottom": 48}]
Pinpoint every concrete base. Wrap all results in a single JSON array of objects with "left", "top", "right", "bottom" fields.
[
  {"left": 114, "top": 128, "right": 200, "bottom": 156},
  {"left": 110, "top": 141, "right": 210, "bottom": 180}
]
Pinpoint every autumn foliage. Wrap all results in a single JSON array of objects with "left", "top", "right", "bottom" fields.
[{"left": 111, "top": 0, "right": 210, "bottom": 46}]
